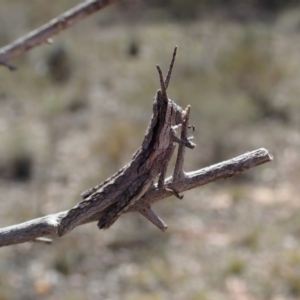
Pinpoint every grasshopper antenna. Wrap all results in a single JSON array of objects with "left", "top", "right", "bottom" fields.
[
  {"left": 156, "top": 64, "right": 166, "bottom": 98},
  {"left": 156, "top": 46, "right": 178, "bottom": 98},
  {"left": 164, "top": 46, "right": 177, "bottom": 90}
]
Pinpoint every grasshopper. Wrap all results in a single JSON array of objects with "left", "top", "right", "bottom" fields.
[{"left": 57, "top": 47, "right": 195, "bottom": 237}]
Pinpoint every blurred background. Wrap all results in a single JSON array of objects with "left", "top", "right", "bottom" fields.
[{"left": 1, "top": 0, "right": 300, "bottom": 299}]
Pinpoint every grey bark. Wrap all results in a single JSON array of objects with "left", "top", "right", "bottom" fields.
[
  {"left": 0, "top": 0, "right": 118, "bottom": 69},
  {"left": 0, "top": 148, "right": 272, "bottom": 247}
]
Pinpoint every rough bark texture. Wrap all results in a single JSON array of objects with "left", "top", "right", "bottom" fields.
[
  {"left": 0, "top": 45, "right": 273, "bottom": 247},
  {"left": 57, "top": 47, "right": 195, "bottom": 236},
  {"left": 0, "top": 148, "right": 272, "bottom": 247}
]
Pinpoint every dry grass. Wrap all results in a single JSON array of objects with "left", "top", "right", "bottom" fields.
[{"left": 1, "top": 2, "right": 300, "bottom": 299}]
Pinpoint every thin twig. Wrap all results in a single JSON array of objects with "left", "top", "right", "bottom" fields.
[
  {"left": 0, "top": 0, "right": 118, "bottom": 67},
  {"left": 0, "top": 148, "right": 272, "bottom": 247}
]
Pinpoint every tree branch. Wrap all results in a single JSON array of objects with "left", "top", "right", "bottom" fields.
[
  {"left": 0, "top": 0, "right": 118, "bottom": 70},
  {"left": 0, "top": 148, "right": 272, "bottom": 247}
]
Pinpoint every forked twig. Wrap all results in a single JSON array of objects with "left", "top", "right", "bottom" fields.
[
  {"left": 0, "top": 47, "right": 273, "bottom": 247},
  {"left": 0, "top": 148, "right": 272, "bottom": 247}
]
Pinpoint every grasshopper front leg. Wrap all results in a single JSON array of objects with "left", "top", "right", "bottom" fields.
[
  {"left": 158, "top": 107, "right": 195, "bottom": 193},
  {"left": 173, "top": 105, "right": 195, "bottom": 182},
  {"left": 140, "top": 117, "right": 195, "bottom": 231}
]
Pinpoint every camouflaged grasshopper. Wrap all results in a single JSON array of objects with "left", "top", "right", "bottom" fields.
[{"left": 58, "top": 47, "right": 195, "bottom": 236}]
